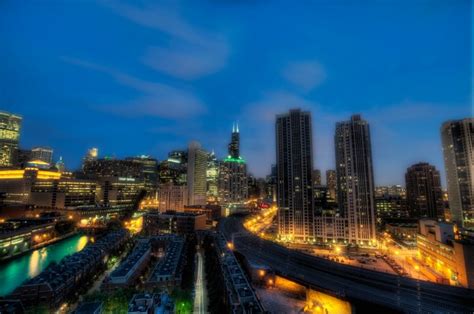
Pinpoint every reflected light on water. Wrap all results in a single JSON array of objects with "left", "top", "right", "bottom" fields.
[
  {"left": 28, "top": 250, "right": 39, "bottom": 277},
  {"left": 76, "top": 235, "right": 89, "bottom": 251}
]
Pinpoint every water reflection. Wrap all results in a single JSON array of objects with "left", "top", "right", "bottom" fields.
[
  {"left": 0, "top": 234, "right": 89, "bottom": 296},
  {"left": 28, "top": 250, "right": 39, "bottom": 277},
  {"left": 77, "top": 235, "right": 89, "bottom": 251}
]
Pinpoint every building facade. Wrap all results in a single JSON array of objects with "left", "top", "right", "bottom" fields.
[
  {"left": 125, "top": 155, "right": 159, "bottom": 192},
  {"left": 0, "top": 111, "right": 22, "bottom": 167},
  {"left": 335, "top": 114, "right": 376, "bottom": 244},
  {"left": 187, "top": 141, "right": 207, "bottom": 206},
  {"left": 417, "top": 219, "right": 474, "bottom": 288},
  {"left": 313, "top": 169, "right": 322, "bottom": 186},
  {"left": 219, "top": 124, "right": 248, "bottom": 205},
  {"left": 157, "top": 183, "right": 188, "bottom": 212},
  {"left": 82, "top": 158, "right": 143, "bottom": 179},
  {"left": 405, "top": 162, "right": 444, "bottom": 219},
  {"left": 441, "top": 118, "right": 474, "bottom": 229},
  {"left": 326, "top": 169, "right": 337, "bottom": 201},
  {"left": 206, "top": 151, "right": 219, "bottom": 203},
  {"left": 276, "top": 109, "right": 314, "bottom": 241},
  {"left": 30, "top": 147, "right": 53, "bottom": 164}
]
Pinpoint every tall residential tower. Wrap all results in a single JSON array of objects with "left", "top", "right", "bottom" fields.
[
  {"left": 441, "top": 118, "right": 474, "bottom": 228},
  {"left": 276, "top": 109, "right": 314, "bottom": 241},
  {"left": 335, "top": 114, "right": 376, "bottom": 244}
]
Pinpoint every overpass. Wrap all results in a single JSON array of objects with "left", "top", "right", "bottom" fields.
[{"left": 219, "top": 216, "right": 474, "bottom": 313}]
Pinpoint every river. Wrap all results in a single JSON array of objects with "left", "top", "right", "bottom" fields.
[{"left": 0, "top": 234, "right": 89, "bottom": 296}]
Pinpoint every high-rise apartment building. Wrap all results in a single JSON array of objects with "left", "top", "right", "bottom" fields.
[
  {"left": 187, "top": 141, "right": 207, "bottom": 206},
  {"left": 335, "top": 114, "right": 376, "bottom": 244},
  {"left": 31, "top": 146, "right": 53, "bottom": 164},
  {"left": 405, "top": 162, "right": 444, "bottom": 219},
  {"left": 441, "top": 118, "right": 474, "bottom": 228},
  {"left": 0, "top": 111, "right": 22, "bottom": 167},
  {"left": 276, "top": 109, "right": 314, "bottom": 241},
  {"left": 219, "top": 124, "right": 248, "bottom": 204}
]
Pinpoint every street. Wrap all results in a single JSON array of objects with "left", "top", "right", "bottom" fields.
[{"left": 193, "top": 250, "right": 208, "bottom": 314}]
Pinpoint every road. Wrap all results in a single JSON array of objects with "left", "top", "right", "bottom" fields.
[
  {"left": 220, "top": 216, "right": 474, "bottom": 313},
  {"left": 193, "top": 251, "right": 208, "bottom": 314}
]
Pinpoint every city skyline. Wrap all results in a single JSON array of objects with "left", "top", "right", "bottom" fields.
[
  {"left": 0, "top": 2, "right": 473, "bottom": 312},
  {"left": 1, "top": 1, "right": 471, "bottom": 186}
]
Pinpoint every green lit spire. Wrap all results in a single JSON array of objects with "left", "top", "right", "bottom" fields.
[{"left": 224, "top": 155, "right": 246, "bottom": 164}]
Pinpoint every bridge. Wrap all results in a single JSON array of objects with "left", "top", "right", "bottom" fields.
[{"left": 219, "top": 216, "right": 474, "bottom": 313}]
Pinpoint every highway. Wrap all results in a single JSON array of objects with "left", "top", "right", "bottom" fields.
[
  {"left": 193, "top": 251, "right": 208, "bottom": 314},
  {"left": 219, "top": 216, "right": 474, "bottom": 313}
]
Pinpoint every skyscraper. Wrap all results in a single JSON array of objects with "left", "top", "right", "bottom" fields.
[
  {"left": 335, "top": 114, "right": 376, "bottom": 244},
  {"left": 126, "top": 155, "right": 159, "bottom": 192},
  {"left": 228, "top": 122, "right": 240, "bottom": 158},
  {"left": 326, "top": 170, "right": 337, "bottom": 201},
  {"left": 276, "top": 109, "right": 314, "bottom": 241},
  {"left": 82, "top": 147, "right": 98, "bottom": 170},
  {"left": 219, "top": 123, "right": 248, "bottom": 204},
  {"left": 0, "top": 111, "right": 22, "bottom": 167},
  {"left": 441, "top": 118, "right": 474, "bottom": 228},
  {"left": 87, "top": 147, "right": 98, "bottom": 160},
  {"left": 405, "top": 162, "right": 444, "bottom": 219},
  {"left": 206, "top": 151, "right": 220, "bottom": 202},
  {"left": 187, "top": 141, "right": 207, "bottom": 206},
  {"left": 31, "top": 146, "right": 53, "bottom": 164}
]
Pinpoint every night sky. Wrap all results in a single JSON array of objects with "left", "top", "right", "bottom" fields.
[{"left": 0, "top": 1, "right": 471, "bottom": 186}]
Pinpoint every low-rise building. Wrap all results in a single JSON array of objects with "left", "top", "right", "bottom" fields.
[
  {"left": 0, "top": 168, "right": 145, "bottom": 212},
  {"left": 215, "top": 233, "right": 264, "bottom": 314},
  {"left": 147, "top": 237, "right": 185, "bottom": 289},
  {"left": 103, "top": 240, "right": 151, "bottom": 289},
  {"left": 143, "top": 211, "right": 206, "bottom": 235},
  {"left": 386, "top": 221, "right": 418, "bottom": 240},
  {"left": 416, "top": 219, "right": 474, "bottom": 288},
  {"left": 0, "top": 219, "right": 57, "bottom": 260},
  {"left": 313, "top": 215, "right": 348, "bottom": 243},
  {"left": 75, "top": 301, "right": 103, "bottom": 314},
  {"left": 157, "top": 183, "right": 188, "bottom": 212},
  {"left": 127, "top": 292, "right": 173, "bottom": 314},
  {"left": 11, "top": 230, "right": 128, "bottom": 309}
]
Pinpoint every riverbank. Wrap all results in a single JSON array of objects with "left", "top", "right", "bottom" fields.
[
  {"left": 0, "top": 233, "right": 89, "bottom": 297},
  {"left": 0, "top": 230, "right": 79, "bottom": 264}
]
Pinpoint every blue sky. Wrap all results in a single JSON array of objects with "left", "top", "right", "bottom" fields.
[{"left": 0, "top": 0, "right": 471, "bottom": 186}]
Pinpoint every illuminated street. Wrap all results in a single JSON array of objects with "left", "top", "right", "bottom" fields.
[{"left": 193, "top": 251, "right": 208, "bottom": 314}]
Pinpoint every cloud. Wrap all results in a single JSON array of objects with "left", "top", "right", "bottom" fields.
[
  {"left": 283, "top": 61, "right": 326, "bottom": 91},
  {"left": 102, "top": 0, "right": 229, "bottom": 80},
  {"left": 244, "top": 91, "right": 317, "bottom": 122},
  {"left": 142, "top": 42, "right": 228, "bottom": 80},
  {"left": 61, "top": 56, "right": 205, "bottom": 119},
  {"left": 366, "top": 100, "right": 469, "bottom": 123}
]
